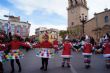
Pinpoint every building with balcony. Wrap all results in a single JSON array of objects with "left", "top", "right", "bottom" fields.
[{"left": 0, "top": 15, "right": 31, "bottom": 38}]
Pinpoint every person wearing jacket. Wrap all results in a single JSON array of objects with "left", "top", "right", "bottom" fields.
[
  {"left": 61, "top": 36, "right": 73, "bottom": 68},
  {"left": 7, "top": 34, "right": 30, "bottom": 73},
  {"left": 53, "top": 38, "right": 59, "bottom": 54},
  {"left": 102, "top": 38, "right": 110, "bottom": 69},
  {"left": 33, "top": 34, "right": 53, "bottom": 71},
  {"left": 82, "top": 37, "right": 93, "bottom": 69}
]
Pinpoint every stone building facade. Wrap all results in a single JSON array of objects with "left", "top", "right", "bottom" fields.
[
  {"left": 67, "top": 0, "right": 110, "bottom": 41},
  {"left": 85, "top": 9, "right": 110, "bottom": 41},
  {"left": 67, "top": 0, "right": 88, "bottom": 38}
]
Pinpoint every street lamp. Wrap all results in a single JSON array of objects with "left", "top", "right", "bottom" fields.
[{"left": 80, "top": 13, "right": 87, "bottom": 35}]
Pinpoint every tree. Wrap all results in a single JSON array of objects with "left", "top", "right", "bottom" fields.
[{"left": 59, "top": 30, "right": 68, "bottom": 39}]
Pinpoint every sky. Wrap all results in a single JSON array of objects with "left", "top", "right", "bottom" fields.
[{"left": 0, "top": 0, "right": 110, "bottom": 36}]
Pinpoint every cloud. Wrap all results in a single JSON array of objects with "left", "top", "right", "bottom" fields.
[
  {"left": 8, "top": 0, "right": 68, "bottom": 17},
  {"left": 8, "top": 0, "right": 110, "bottom": 19},
  {"left": 6, "top": 0, "right": 110, "bottom": 36},
  {"left": 0, "top": 6, "right": 10, "bottom": 19},
  {"left": 0, "top": 5, "right": 15, "bottom": 20},
  {"left": 29, "top": 22, "right": 67, "bottom": 36},
  {"left": 87, "top": 0, "right": 110, "bottom": 19}
]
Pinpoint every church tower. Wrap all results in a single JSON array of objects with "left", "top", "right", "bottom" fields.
[{"left": 67, "top": 0, "right": 88, "bottom": 37}]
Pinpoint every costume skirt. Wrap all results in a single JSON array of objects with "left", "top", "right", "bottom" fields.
[
  {"left": 35, "top": 48, "right": 55, "bottom": 58},
  {"left": 5, "top": 49, "right": 24, "bottom": 60},
  {"left": 0, "top": 51, "right": 7, "bottom": 62}
]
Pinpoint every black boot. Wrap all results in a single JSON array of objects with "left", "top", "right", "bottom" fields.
[
  {"left": 10, "top": 70, "right": 14, "bottom": 73},
  {"left": 85, "top": 65, "right": 90, "bottom": 69},
  {"left": 61, "top": 62, "right": 65, "bottom": 68},
  {"left": 10, "top": 60, "right": 15, "bottom": 73},
  {"left": 18, "top": 67, "right": 22, "bottom": 72},
  {"left": 61, "top": 64, "right": 64, "bottom": 67},
  {"left": 44, "top": 68, "right": 47, "bottom": 71},
  {"left": 0, "top": 62, "right": 3, "bottom": 73},
  {"left": 16, "top": 59, "right": 22, "bottom": 72},
  {"left": 67, "top": 64, "right": 71, "bottom": 68},
  {"left": 106, "top": 64, "right": 110, "bottom": 69},
  {"left": 41, "top": 58, "right": 45, "bottom": 70},
  {"left": 44, "top": 63, "right": 48, "bottom": 71},
  {"left": 40, "top": 66, "right": 44, "bottom": 70}
]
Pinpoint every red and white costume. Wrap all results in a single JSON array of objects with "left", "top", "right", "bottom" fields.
[
  {"left": 61, "top": 42, "right": 72, "bottom": 58},
  {"left": 103, "top": 42, "right": 110, "bottom": 57},
  {"left": 82, "top": 42, "right": 93, "bottom": 55},
  {"left": 53, "top": 40, "right": 58, "bottom": 50}
]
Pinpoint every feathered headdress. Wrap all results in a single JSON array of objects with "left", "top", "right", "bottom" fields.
[
  {"left": 65, "top": 35, "right": 70, "bottom": 41},
  {"left": 85, "top": 35, "right": 90, "bottom": 42}
]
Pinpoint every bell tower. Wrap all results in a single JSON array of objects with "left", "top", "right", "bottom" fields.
[{"left": 67, "top": 0, "right": 88, "bottom": 37}]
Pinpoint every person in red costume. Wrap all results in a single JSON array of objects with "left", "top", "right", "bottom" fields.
[
  {"left": 0, "top": 34, "right": 6, "bottom": 73},
  {"left": 53, "top": 38, "right": 59, "bottom": 53},
  {"left": 61, "top": 36, "right": 73, "bottom": 68},
  {"left": 7, "top": 34, "right": 30, "bottom": 73},
  {"left": 102, "top": 38, "right": 110, "bottom": 69},
  {"left": 34, "top": 34, "right": 53, "bottom": 71},
  {"left": 82, "top": 35, "right": 93, "bottom": 69}
]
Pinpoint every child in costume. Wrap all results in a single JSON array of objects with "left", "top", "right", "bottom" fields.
[
  {"left": 7, "top": 34, "right": 30, "bottom": 73},
  {"left": 82, "top": 35, "right": 93, "bottom": 69},
  {"left": 53, "top": 38, "right": 59, "bottom": 54},
  {"left": 34, "top": 34, "right": 53, "bottom": 71},
  {"left": 97, "top": 33, "right": 110, "bottom": 69},
  {"left": 102, "top": 38, "right": 110, "bottom": 69},
  {"left": 60, "top": 36, "right": 73, "bottom": 68}
]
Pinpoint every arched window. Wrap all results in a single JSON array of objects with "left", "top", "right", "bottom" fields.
[{"left": 104, "top": 16, "right": 109, "bottom": 23}]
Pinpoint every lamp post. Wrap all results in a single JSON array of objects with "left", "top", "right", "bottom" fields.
[{"left": 80, "top": 13, "right": 87, "bottom": 36}]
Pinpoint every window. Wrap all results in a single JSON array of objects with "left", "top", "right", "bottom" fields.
[
  {"left": 11, "top": 24, "right": 15, "bottom": 35},
  {"left": 16, "top": 25, "right": 21, "bottom": 34},
  {"left": 104, "top": 16, "right": 109, "bottom": 23},
  {"left": 22, "top": 25, "right": 26, "bottom": 36},
  {"left": 0, "top": 22, "right": 2, "bottom": 30},
  {"left": 4, "top": 23, "right": 8, "bottom": 34},
  {"left": 71, "top": 22, "right": 74, "bottom": 25}
]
